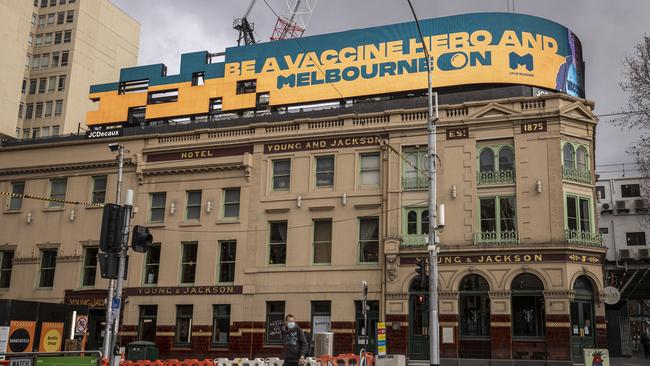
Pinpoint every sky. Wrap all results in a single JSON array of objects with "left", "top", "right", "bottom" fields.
[{"left": 111, "top": 0, "right": 650, "bottom": 177}]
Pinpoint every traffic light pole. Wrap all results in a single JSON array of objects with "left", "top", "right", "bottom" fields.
[{"left": 102, "top": 145, "right": 124, "bottom": 360}]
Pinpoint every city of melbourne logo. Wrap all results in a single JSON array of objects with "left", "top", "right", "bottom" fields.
[{"left": 509, "top": 52, "right": 534, "bottom": 72}]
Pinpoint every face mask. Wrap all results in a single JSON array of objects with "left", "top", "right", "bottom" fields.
[{"left": 287, "top": 322, "right": 296, "bottom": 329}]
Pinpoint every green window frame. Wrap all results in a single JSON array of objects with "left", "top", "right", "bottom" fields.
[
  {"left": 564, "top": 193, "right": 601, "bottom": 246},
  {"left": 475, "top": 196, "right": 518, "bottom": 244},
  {"left": 143, "top": 243, "right": 161, "bottom": 285},
  {"left": 477, "top": 144, "right": 515, "bottom": 185},
  {"left": 401, "top": 207, "right": 428, "bottom": 247},
  {"left": 402, "top": 148, "right": 428, "bottom": 190},
  {"left": 562, "top": 141, "right": 591, "bottom": 184},
  {"left": 81, "top": 247, "right": 98, "bottom": 287}
]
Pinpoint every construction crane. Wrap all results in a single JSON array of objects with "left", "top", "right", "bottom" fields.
[
  {"left": 270, "top": 0, "right": 318, "bottom": 41},
  {"left": 233, "top": 0, "right": 258, "bottom": 46}
]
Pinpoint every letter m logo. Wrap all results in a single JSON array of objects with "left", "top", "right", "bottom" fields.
[{"left": 509, "top": 52, "right": 534, "bottom": 71}]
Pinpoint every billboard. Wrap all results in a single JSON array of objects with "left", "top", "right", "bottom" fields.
[{"left": 87, "top": 13, "right": 585, "bottom": 126}]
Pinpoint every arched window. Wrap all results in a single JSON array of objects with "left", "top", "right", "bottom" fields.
[
  {"left": 479, "top": 148, "right": 495, "bottom": 172},
  {"left": 563, "top": 144, "right": 575, "bottom": 168},
  {"left": 459, "top": 275, "right": 490, "bottom": 337},
  {"left": 571, "top": 276, "right": 595, "bottom": 340},
  {"left": 573, "top": 276, "right": 594, "bottom": 292},
  {"left": 576, "top": 146, "right": 588, "bottom": 172},
  {"left": 421, "top": 210, "right": 429, "bottom": 234},
  {"left": 511, "top": 273, "right": 545, "bottom": 338},
  {"left": 407, "top": 210, "right": 417, "bottom": 234},
  {"left": 498, "top": 147, "right": 514, "bottom": 171}
]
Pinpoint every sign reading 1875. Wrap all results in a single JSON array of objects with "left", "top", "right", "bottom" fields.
[{"left": 521, "top": 121, "right": 547, "bottom": 133}]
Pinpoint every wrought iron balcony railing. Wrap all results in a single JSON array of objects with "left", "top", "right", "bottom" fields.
[
  {"left": 477, "top": 169, "right": 515, "bottom": 185},
  {"left": 402, "top": 176, "right": 428, "bottom": 190},
  {"left": 400, "top": 234, "right": 428, "bottom": 248},
  {"left": 474, "top": 230, "right": 519, "bottom": 245},
  {"left": 562, "top": 167, "right": 592, "bottom": 184},
  {"left": 565, "top": 229, "right": 603, "bottom": 247}
]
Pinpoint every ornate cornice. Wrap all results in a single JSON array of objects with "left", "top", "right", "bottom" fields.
[
  {"left": 386, "top": 292, "right": 407, "bottom": 300},
  {"left": 12, "top": 256, "right": 39, "bottom": 265},
  {"left": 142, "top": 163, "right": 245, "bottom": 176},
  {"left": 0, "top": 160, "right": 132, "bottom": 176},
  {"left": 56, "top": 255, "right": 82, "bottom": 263}
]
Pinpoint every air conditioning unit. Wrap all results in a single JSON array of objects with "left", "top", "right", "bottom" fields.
[
  {"left": 619, "top": 249, "right": 633, "bottom": 260},
  {"left": 615, "top": 200, "right": 630, "bottom": 214},
  {"left": 599, "top": 202, "right": 613, "bottom": 214},
  {"left": 635, "top": 199, "right": 648, "bottom": 213},
  {"left": 638, "top": 248, "right": 650, "bottom": 260}
]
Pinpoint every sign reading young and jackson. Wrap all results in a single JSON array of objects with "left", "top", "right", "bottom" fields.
[
  {"left": 401, "top": 252, "right": 601, "bottom": 265},
  {"left": 264, "top": 135, "right": 386, "bottom": 154},
  {"left": 125, "top": 285, "right": 242, "bottom": 296}
]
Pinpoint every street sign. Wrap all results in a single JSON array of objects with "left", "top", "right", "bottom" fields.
[
  {"left": 602, "top": 286, "right": 620, "bottom": 305},
  {"left": 377, "top": 322, "right": 386, "bottom": 356},
  {"left": 9, "top": 358, "right": 33, "bottom": 366}
]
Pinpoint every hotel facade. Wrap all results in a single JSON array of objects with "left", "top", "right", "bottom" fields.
[{"left": 0, "top": 12, "right": 605, "bottom": 366}]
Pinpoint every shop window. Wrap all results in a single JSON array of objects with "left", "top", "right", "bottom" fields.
[
  {"left": 212, "top": 304, "right": 230, "bottom": 346},
  {"left": 315, "top": 155, "right": 335, "bottom": 188},
  {"left": 8, "top": 182, "right": 25, "bottom": 211},
  {"left": 511, "top": 273, "right": 545, "bottom": 338},
  {"left": 218, "top": 240, "right": 236, "bottom": 283},
  {"left": 138, "top": 305, "right": 157, "bottom": 342},
  {"left": 39, "top": 249, "right": 57, "bottom": 288},
  {"left": 311, "top": 301, "right": 331, "bottom": 333},
  {"left": 272, "top": 159, "right": 291, "bottom": 191},
  {"left": 0, "top": 251, "right": 15, "bottom": 289},
  {"left": 459, "top": 274, "right": 490, "bottom": 337},
  {"left": 265, "top": 301, "right": 285, "bottom": 344},
  {"left": 222, "top": 188, "right": 240, "bottom": 218},
  {"left": 359, "top": 217, "right": 379, "bottom": 263},
  {"left": 269, "top": 221, "right": 287, "bottom": 265},
  {"left": 149, "top": 192, "right": 166, "bottom": 223},
  {"left": 82, "top": 247, "right": 98, "bottom": 287},
  {"left": 313, "top": 219, "right": 332, "bottom": 264},
  {"left": 143, "top": 244, "right": 160, "bottom": 285},
  {"left": 174, "top": 305, "right": 193, "bottom": 345},
  {"left": 180, "top": 242, "right": 198, "bottom": 284}
]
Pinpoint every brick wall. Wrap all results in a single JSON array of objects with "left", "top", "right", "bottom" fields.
[
  {"left": 546, "top": 314, "right": 570, "bottom": 361},
  {"left": 439, "top": 314, "right": 458, "bottom": 358},
  {"left": 385, "top": 314, "right": 407, "bottom": 355},
  {"left": 490, "top": 314, "right": 511, "bottom": 359}
]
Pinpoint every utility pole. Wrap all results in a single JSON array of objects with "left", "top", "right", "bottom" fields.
[
  {"left": 406, "top": 1, "right": 440, "bottom": 364},
  {"left": 103, "top": 144, "right": 124, "bottom": 360}
]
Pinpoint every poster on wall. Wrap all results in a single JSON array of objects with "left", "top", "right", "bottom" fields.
[
  {"left": 583, "top": 349, "right": 610, "bottom": 366},
  {"left": 0, "top": 326, "right": 10, "bottom": 360},
  {"left": 39, "top": 322, "right": 64, "bottom": 352},
  {"left": 8, "top": 321, "right": 36, "bottom": 353}
]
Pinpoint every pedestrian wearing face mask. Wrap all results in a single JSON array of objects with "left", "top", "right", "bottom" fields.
[{"left": 281, "top": 314, "right": 308, "bottom": 366}]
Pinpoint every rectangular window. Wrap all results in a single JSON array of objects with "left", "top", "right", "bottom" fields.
[
  {"left": 49, "top": 178, "right": 67, "bottom": 208},
  {"left": 0, "top": 251, "right": 14, "bottom": 289},
  {"left": 52, "top": 52, "right": 59, "bottom": 67},
  {"left": 32, "top": 13, "right": 37, "bottom": 26},
  {"left": 599, "top": 228, "right": 609, "bottom": 234},
  {"left": 174, "top": 305, "right": 193, "bottom": 345},
  {"left": 222, "top": 188, "right": 240, "bottom": 218},
  {"left": 29, "top": 79, "right": 37, "bottom": 94},
  {"left": 180, "top": 242, "right": 198, "bottom": 284},
  {"left": 566, "top": 195, "right": 591, "bottom": 233},
  {"left": 479, "top": 196, "right": 517, "bottom": 233},
  {"left": 191, "top": 72, "right": 205, "bottom": 86},
  {"left": 119, "top": 79, "right": 149, "bottom": 94},
  {"left": 269, "top": 221, "right": 287, "bottom": 265},
  {"left": 91, "top": 176, "right": 107, "bottom": 204},
  {"left": 359, "top": 217, "right": 379, "bottom": 263},
  {"left": 272, "top": 159, "right": 291, "bottom": 191},
  {"left": 311, "top": 301, "right": 332, "bottom": 333},
  {"left": 143, "top": 243, "right": 160, "bottom": 285},
  {"left": 18, "top": 103, "right": 24, "bottom": 119},
  {"left": 54, "top": 100, "right": 63, "bottom": 116},
  {"left": 39, "top": 249, "right": 57, "bottom": 288},
  {"left": 52, "top": 126, "right": 59, "bottom": 136},
  {"left": 212, "top": 305, "right": 230, "bottom": 346},
  {"left": 54, "top": 31, "right": 62, "bottom": 44},
  {"left": 32, "top": 54, "right": 40, "bottom": 69},
  {"left": 47, "top": 14, "right": 54, "bottom": 26},
  {"left": 360, "top": 153, "right": 380, "bottom": 186},
  {"left": 315, "top": 155, "right": 335, "bottom": 188},
  {"left": 42, "top": 127, "right": 50, "bottom": 137},
  {"left": 60, "top": 51, "right": 69, "bottom": 66},
  {"left": 25, "top": 54, "right": 31, "bottom": 68},
  {"left": 23, "top": 129, "right": 30, "bottom": 139},
  {"left": 28, "top": 33, "right": 33, "bottom": 46},
  {"left": 41, "top": 53, "right": 49, "bottom": 68},
  {"left": 56, "top": 12, "right": 64, "bottom": 24},
  {"left": 63, "top": 30, "right": 71, "bottom": 43},
  {"left": 38, "top": 15, "right": 46, "bottom": 27},
  {"left": 32, "top": 128, "right": 40, "bottom": 139},
  {"left": 218, "top": 240, "right": 236, "bottom": 283},
  {"left": 256, "top": 92, "right": 270, "bottom": 110},
  {"left": 35, "top": 102, "right": 43, "bottom": 118},
  {"left": 48, "top": 76, "right": 56, "bottom": 92},
  {"left": 8, "top": 182, "right": 24, "bottom": 211},
  {"left": 265, "top": 301, "right": 285, "bottom": 344},
  {"left": 25, "top": 104, "right": 34, "bottom": 119},
  {"left": 22, "top": 79, "right": 27, "bottom": 94},
  {"left": 35, "top": 34, "right": 43, "bottom": 47},
  {"left": 185, "top": 190, "right": 202, "bottom": 220},
  {"left": 38, "top": 78, "right": 47, "bottom": 93},
  {"left": 621, "top": 184, "right": 641, "bottom": 198},
  {"left": 49, "top": 0, "right": 56, "bottom": 6},
  {"left": 44, "top": 101, "right": 53, "bottom": 117},
  {"left": 138, "top": 305, "right": 157, "bottom": 342},
  {"left": 236, "top": 79, "right": 256, "bottom": 94},
  {"left": 626, "top": 232, "right": 646, "bottom": 246},
  {"left": 209, "top": 98, "right": 223, "bottom": 114},
  {"left": 44, "top": 32, "right": 52, "bottom": 45},
  {"left": 149, "top": 192, "right": 166, "bottom": 223},
  {"left": 595, "top": 186, "right": 605, "bottom": 200},
  {"left": 66, "top": 10, "right": 74, "bottom": 23},
  {"left": 60, "top": 0, "right": 67, "bottom": 4},
  {"left": 40, "top": 0, "right": 47, "bottom": 7},
  {"left": 82, "top": 247, "right": 98, "bottom": 286},
  {"left": 147, "top": 89, "right": 178, "bottom": 104},
  {"left": 313, "top": 219, "right": 332, "bottom": 264}
]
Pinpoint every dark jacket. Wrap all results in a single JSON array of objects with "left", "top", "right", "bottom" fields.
[{"left": 281, "top": 324, "right": 308, "bottom": 360}]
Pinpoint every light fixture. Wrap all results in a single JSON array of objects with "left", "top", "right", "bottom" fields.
[
  {"left": 342, "top": 192, "right": 347, "bottom": 206},
  {"left": 69, "top": 209, "right": 76, "bottom": 221},
  {"left": 297, "top": 195, "right": 302, "bottom": 208},
  {"left": 206, "top": 201, "right": 213, "bottom": 213},
  {"left": 536, "top": 180, "right": 542, "bottom": 193},
  {"left": 451, "top": 185, "right": 457, "bottom": 198},
  {"left": 26, "top": 212, "right": 33, "bottom": 224},
  {"left": 170, "top": 202, "right": 176, "bottom": 215}
]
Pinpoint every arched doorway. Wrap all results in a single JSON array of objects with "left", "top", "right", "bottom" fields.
[
  {"left": 571, "top": 276, "right": 596, "bottom": 363},
  {"left": 459, "top": 274, "right": 491, "bottom": 358},
  {"left": 408, "top": 275, "right": 429, "bottom": 360}
]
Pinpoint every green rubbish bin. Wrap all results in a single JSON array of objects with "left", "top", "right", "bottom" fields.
[{"left": 126, "top": 341, "right": 159, "bottom": 361}]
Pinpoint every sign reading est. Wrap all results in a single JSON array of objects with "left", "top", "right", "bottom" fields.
[{"left": 446, "top": 127, "right": 469, "bottom": 140}]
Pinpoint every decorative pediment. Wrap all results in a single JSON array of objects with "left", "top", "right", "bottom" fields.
[
  {"left": 560, "top": 102, "right": 597, "bottom": 121},
  {"left": 468, "top": 102, "right": 522, "bottom": 119}
]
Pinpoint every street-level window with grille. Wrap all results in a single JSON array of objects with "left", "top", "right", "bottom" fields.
[
  {"left": 212, "top": 304, "right": 230, "bottom": 347},
  {"left": 174, "top": 305, "right": 193, "bottom": 345},
  {"left": 265, "top": 301, "right": 285, "bottom": 344}
]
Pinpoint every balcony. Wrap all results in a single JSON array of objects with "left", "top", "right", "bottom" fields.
[
  {"left": 565, "top": 229, "right": 603, "bottom": 247},
  {"left": 562, "top": 166, "right": 592, "bottom": 184},
  {"left": 474, "top": 230, "right": 519, "bottom": 245},
  {"left": 400, "top": 234, "right": 428, "bottom": 248},
  {"left": 477, "top": 169, "right": 515, "bottom": 185},
  {"left": 402, "top": 176, "right": 428, "bottom": 190}
]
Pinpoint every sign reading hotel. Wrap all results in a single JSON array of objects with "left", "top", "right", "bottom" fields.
[
  {"left": 88, "top": 13, "right": 585, "bottom": 126},
  {"left": 264, "top": 135, "right": 386, "bottom": 154},
  {"left": 125, "top": 285, "right": 242, "bottom": 296}
]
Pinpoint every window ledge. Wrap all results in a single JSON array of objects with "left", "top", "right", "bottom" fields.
[
  {"left": 216, "top": 219, "right": 240, "bottom": 225},
  {"left": 179, "top": 221, "right": 201, "bottom": 227},
  {"left": 84, "top": 205, "right": 104, "bottom": 210},
  {"left": 170, "top": 347, "right": 192, "bottom": 351},
  {"left": 35, "top": 287, "right": 53, "bottom": 291},
  {"left": 209, "top": 347, "right": 229, "bottom": 351},
  {"left": 147, "top": 223, "right": 166, "bottom": 228},
  {"left": 512, "top": 337, "right": 547, "bottom": 342},
  {"left": 3, "top": 210, "right": 22, "bottom": 215},
  {"left": 42, "top": 207, "right": 64, "bottom": 212}
]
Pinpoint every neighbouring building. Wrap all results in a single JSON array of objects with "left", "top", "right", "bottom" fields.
[
  {"left": 0, "top": 0, "right": 139, "bottom": 140},
  {"left": 596, "top": 176, "right": 650, "bottom": 357},
  {"left": 0, "top": 12, "right": 606, "bottom": 365}
]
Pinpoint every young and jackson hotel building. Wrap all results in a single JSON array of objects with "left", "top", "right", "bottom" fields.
[{"left": 0, "top": 12, "right": 604, "bottom": 365}]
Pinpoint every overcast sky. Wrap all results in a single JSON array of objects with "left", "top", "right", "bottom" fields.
[{"left": 111, "top": 0, "right": 650, "bottom": 177}]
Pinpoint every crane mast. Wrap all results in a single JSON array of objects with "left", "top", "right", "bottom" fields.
[{"left": 233, "top": 0, "right": 258, "bottom": 46}]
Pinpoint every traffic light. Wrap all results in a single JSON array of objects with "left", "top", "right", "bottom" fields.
[
  {"left": 99, "top": 204, "right": 125, "bottom": 253},
  {"left": 98, "top": 252, "right": 128, "bottom": 279},
  {"left": 415, "top": 257, "right": 427, "bottom": 288},
  {"left": 131, "top": 225, "right": 153, "bottom": 253}
]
